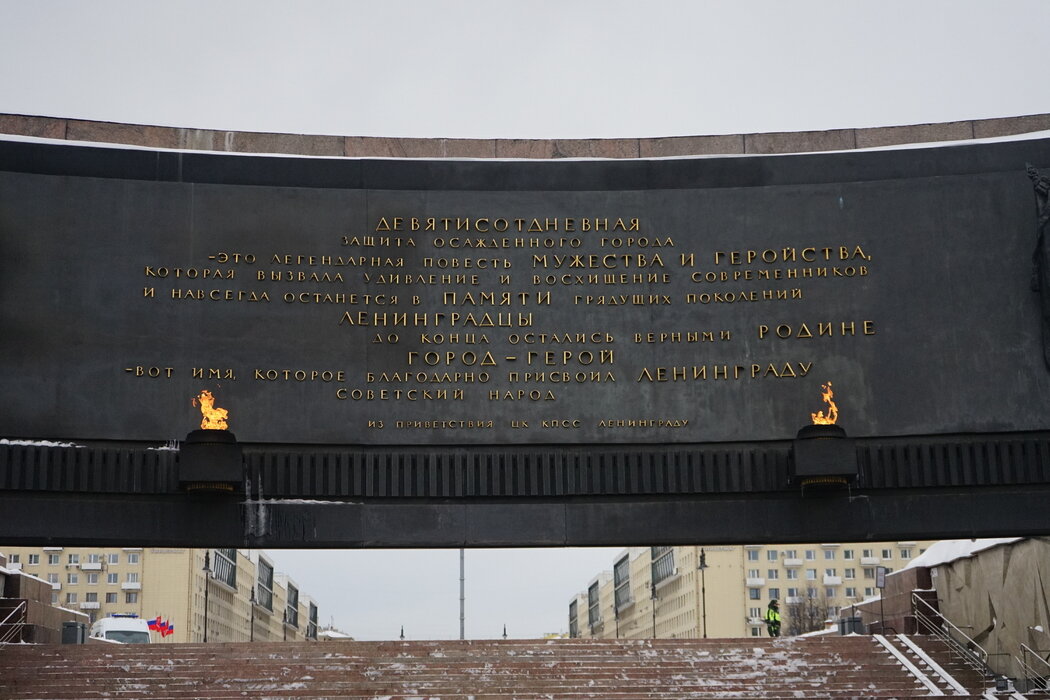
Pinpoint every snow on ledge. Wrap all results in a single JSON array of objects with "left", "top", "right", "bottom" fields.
[{"left": 902, "top": 538, "right": 1023, "bottom": 571}]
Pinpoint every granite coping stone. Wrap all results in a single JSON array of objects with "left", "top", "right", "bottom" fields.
[{"left": 2, "top": 111, "right": 1048, "bottom": 159}]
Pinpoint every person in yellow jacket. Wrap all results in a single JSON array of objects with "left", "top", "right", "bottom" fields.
[{"left": 764, "top": 599, "right": 781, "bottom": 637}]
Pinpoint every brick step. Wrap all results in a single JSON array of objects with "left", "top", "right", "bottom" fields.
[{"left": 0, "top": 637, "right": 938, "bottom": 699}]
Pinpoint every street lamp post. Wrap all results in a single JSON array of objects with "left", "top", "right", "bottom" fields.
[
  {"left": 650, "top": 583, "right": 658, "bottom": 638},
  {"left": 698, "top": 548, "right": 709, "bottom": 639},
  {"left": 202, "top": 551, "right": 212, "bottom": 643}
]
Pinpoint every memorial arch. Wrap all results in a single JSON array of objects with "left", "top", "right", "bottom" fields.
[{"left": 2, "top": 112, "right": 1050, "bottom": 547}]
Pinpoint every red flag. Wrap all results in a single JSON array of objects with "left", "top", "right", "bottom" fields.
[
  {"left": 147, "top": 617, "right": 160, "bottom": 631},
  {"left": 163, "top": 621, "right": 174, "bottom": 637}
]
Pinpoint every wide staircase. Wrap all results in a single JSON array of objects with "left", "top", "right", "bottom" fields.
[{"left": 1, "top": 634, "right": 1031, "bottom": 699}]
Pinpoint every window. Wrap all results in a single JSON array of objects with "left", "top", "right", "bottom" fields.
[
  {"left": 614, "top": 555, "right": 632, "bottom": 610},
  {"left": 862, "top": 549, "right": 874, "bottom": 558},
  {"left": 47, "top": 573, "right": 59, "bottom": 584},
  {"left": 86, "top": 553, "right": 101, "bottom": 564},
  {"left": 845, "top": 587, "right": 857, "bottom": 598},
  {"left": 747, "top": 550, "right": 759, "bottom": 561},
  {"left": 844, "top": 568, "right": 856, "bottom": 579},
  {"left": 67, "top": 554, "right": 79, "bottom": 565},
  {"left": 285, "top": 585, "right": 299, "bottom": 629},
  {"left": 126, "top": 573, "right": 139, "bottom": 583},
  {"left": 125, "top": 592, "right": 138, "bottom": 603},
  {"left": 751, "top": 627, "right": 761, "bottom": 637},
  {"left": 105, "top": 592, "right": 118, "bottom": 603},
  {"left": 806, "top": 587, "right": 818, "bottom": 598},
  {"left": 806, "top": 569, "right": 817, "bottom": 580},
  {"left": 783, "top": 550, "right": 797, "bottom": 559},
  {"left": 899, "top": 549, "right": 912, "bottom": 559},
  {"left": 48, "top": 554, "right": 60, "bottom": 565},
  {"left": 127, "top": 553, "right": 140, "bottom": 564},
  {"left": 825, "top": 587, "right": 837, "bottom": 598},
  {"left": 257, "top": 559, "right": 274, "bottom": 611},
  {"left": 307, "top": 602, "right": 319, "bottom": 640},
  {"left": 651, "top": 547, "right": 675, "bottom": 586},
  {"left": 787, "top": 587, "right": 799, "bottom": 598},
  {"left": 881, "top": 549, "right": 892, "bottom": 559},
  {"left": 85, "top": 592, "right": 98, "bottom": 603},
  {"left": 767, "top": 569, "right": 779, "bottom": 580},
  {"left": 587, "top": 581, "right": 601, "bottom": 627},
  {"left": 27, "top": 554, "right": 39, "bottom": 565},
  {"left": 86, "top": 573, "right": 98, "bottom": 585},
  {"left": 863, "top": 567, "right": 875, "bottom": 579},
  {"left": 107, "top": 573, "right": 118, "bottom": 584},
  {"left": 107, "top": 554, "right": 119, "bottom": 565},
  {"left": 805, "top": 550, "right": 816, "bottom": 560},
  {"left": 864, "top": 587, "right": 875, "bottom": 597},
  {"left": 767, "top": 550, "right": 778, "bottom": 561},
  {"left": 749, "top": 607, "right": 762, "bottom": 618},
  {"left": 213, "top": 548, "right": 237, "bottom": 589},
  {"left": 65, "top": 592, "right": 77, "bottom": 604},
  {"left": 8, "top": 554, "right": 19, "bottom": 564},
  {"left": 748, "top": 568, "right": 760, "bottom": 579},
  {"left": 825, "top": 568, "right": 837, "bottom": 577},
  {"left": 824, "top": 550, "right": 835, "bottom": 560},
  {"left": 768, "top": 587, "right": 780, "bottom": 600},
  {"left": 67, "top": 573, "right": 78, "bottom": 584},
  {"left": 786, "top": 569, "right": 798, "bottom": 580},
  {"left": 843, "top": 549, "right": 855, "bottom": 560},
  {"left": 749, "top": 588, "right": 761, "bottom": 600},
  {"left": 568, "top": 601, "right": 579, "bottom": 638}
]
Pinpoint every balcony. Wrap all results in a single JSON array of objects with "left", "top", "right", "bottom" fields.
[
  {"left": 80, "top": 601, "right": 100, "bottom": 610},
  {"left": 782, "top": 558, "right": 803, "bottom": 567},
  {"left": 860, "top": 556, "right": 880, "bottom": 565},
  {"left": 50, "top": 583, "right": 61, "bottom": 591},
  {"left": 786, "top": 596, "right": 803, "bottom": 604},
  {"left": 745, "top": 577, "right": 765, "bottom": 586},
  {"left": 80, "top": 562, "right": 103, "bottom": 571},
  {"left": 823, "top": 576, "right": 842, "bottom": 585},
  {"left": 120, "top": 581, "right": 142, "bottom": 591}
]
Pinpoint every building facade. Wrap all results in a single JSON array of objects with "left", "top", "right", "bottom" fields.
[
  {"left": 569, "top": 541, "right": 936, "bottom": 639},
  {"left": 0, "top": 546, "right": 319, "bottom": 643}
]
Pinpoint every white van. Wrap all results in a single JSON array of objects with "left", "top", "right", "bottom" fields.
[{"left": 89, "top": 615, "right": 152, "bottom": 644}]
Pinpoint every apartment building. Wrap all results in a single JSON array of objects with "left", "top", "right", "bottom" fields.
[
  {"left": 569, "top": 541, "right": 935, "bottom": 639},
  {"left": 0, "top": 546, "right": 319, "bottom": 643}
]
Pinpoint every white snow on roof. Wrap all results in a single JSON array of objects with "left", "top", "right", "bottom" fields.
[
  {"left": 902, "top": 538, "right": 1023, "bottom": 571},
  {"left": 319, "top": 628, "right": 354, "bottom": 639}
]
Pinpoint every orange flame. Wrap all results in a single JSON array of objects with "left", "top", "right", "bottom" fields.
[
  {"left": 810, "top": 382, "right": 838, "bottom": 425},
  {"left": 191, "top": 390, "right": 229, "bottom": 430}
]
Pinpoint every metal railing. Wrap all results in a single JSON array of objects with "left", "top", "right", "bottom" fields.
[
  {"left": 910, "top": 592, "right": 991, "bottom": 676},
  {"left": 1017, "top": 643, "right": 1050, "bottom": 692},
  {"left": 0, "top": 600, "right": 28, "bottom": 645}
]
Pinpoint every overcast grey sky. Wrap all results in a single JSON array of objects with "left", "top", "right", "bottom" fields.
[
  {"left": 1, "top": 1, "right": 1049, "bottom": 139},
  {"left": 270, "top": 548, "right": 620, "bottom": 639},
  {"left": 3, "top": 1, "right": 1049, "bottom": 640}
]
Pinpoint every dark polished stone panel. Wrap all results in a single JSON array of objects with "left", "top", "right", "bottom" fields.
[{"left": 2, "top": 139, "right": 1050, "bottom": 449}]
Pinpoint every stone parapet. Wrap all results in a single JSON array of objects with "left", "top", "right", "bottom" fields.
[{"left": 2, "top": 112, "right": 1048, "bottom": 159}]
